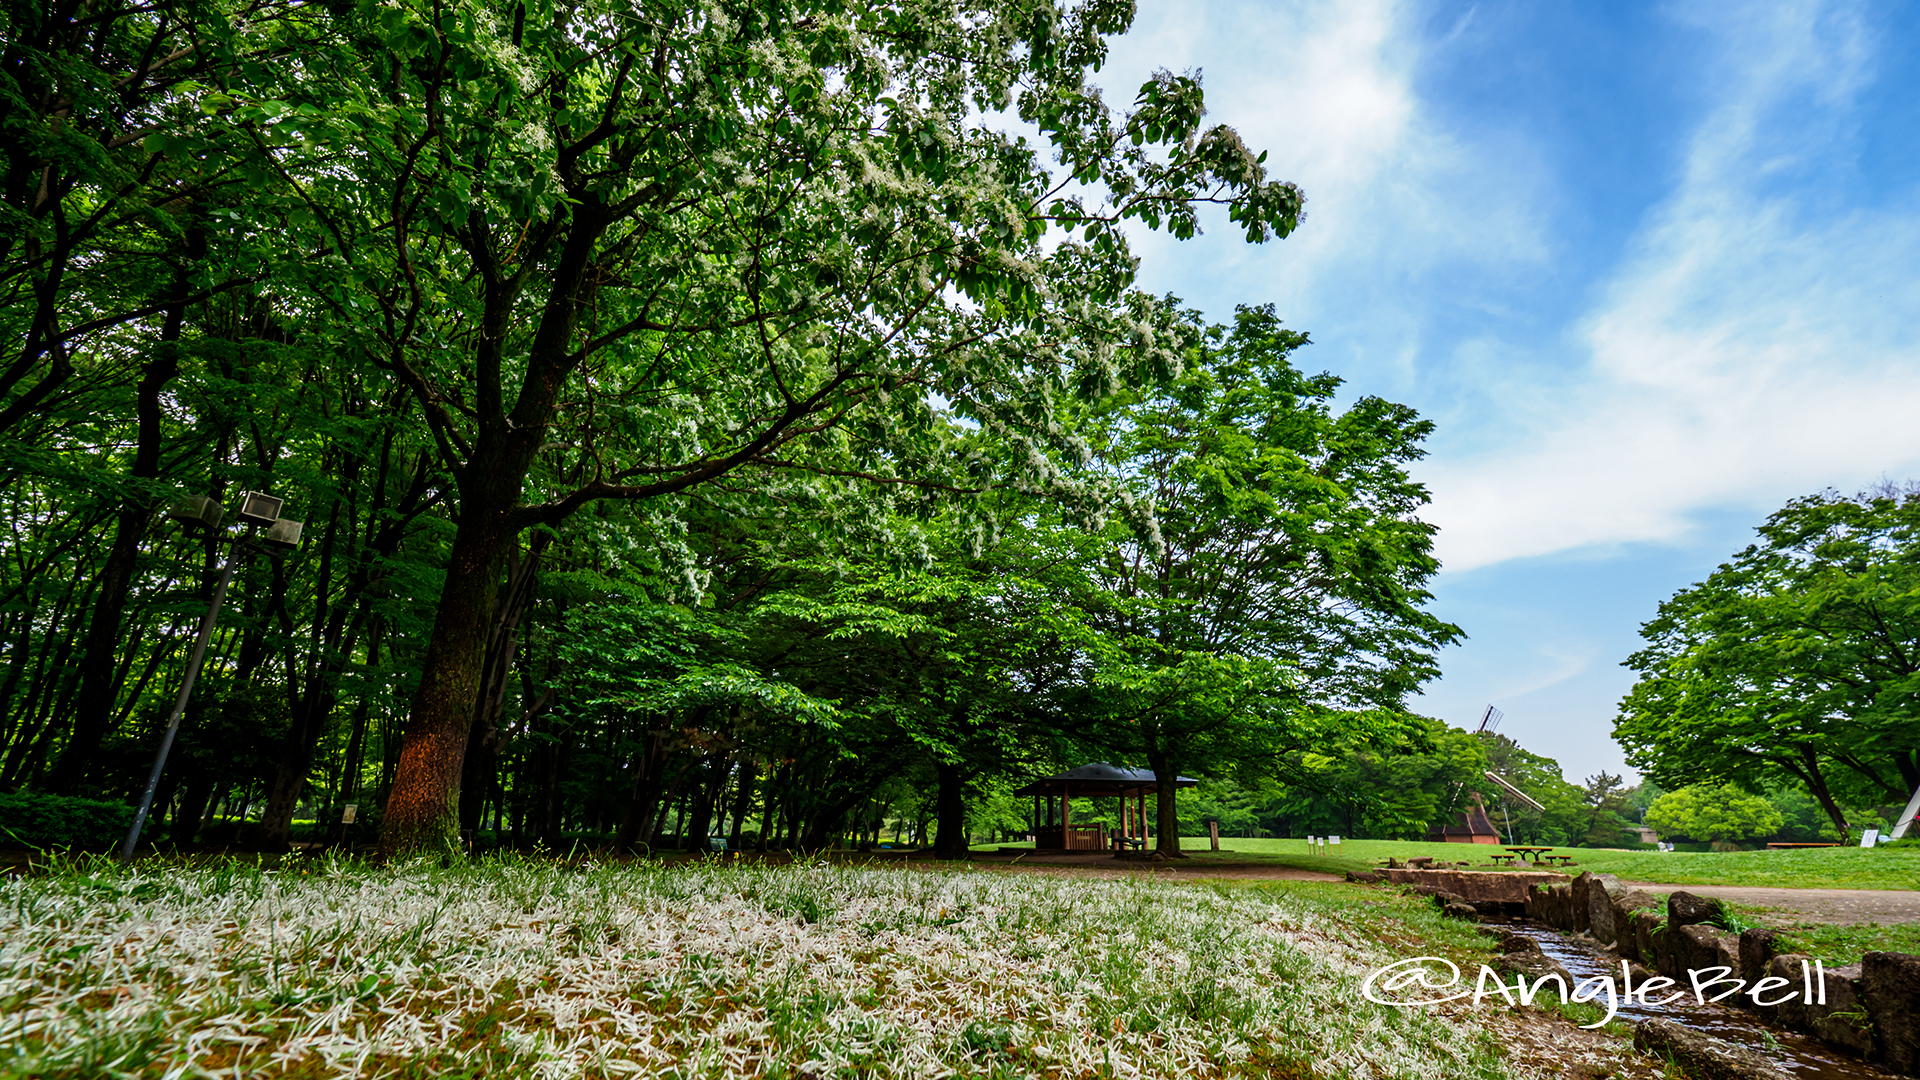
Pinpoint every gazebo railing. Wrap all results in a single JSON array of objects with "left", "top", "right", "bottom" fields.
[{"left": 1034, "top": 825, "right": 1106, "bottom": 851}]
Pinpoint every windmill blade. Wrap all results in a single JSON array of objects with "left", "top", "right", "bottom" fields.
[
  {"left": 1484, "top": 770, "right": 1545, "bottom": 812},
  {"left": 1475, "top": 705, "right": 1504, "bottom": 734}
]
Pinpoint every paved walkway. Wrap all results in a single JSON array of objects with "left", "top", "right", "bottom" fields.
[{"left": 1619, "top": 881, "right": 1920, "bottom": 926}]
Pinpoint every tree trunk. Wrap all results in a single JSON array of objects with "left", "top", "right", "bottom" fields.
[
  {"left": 615, "top": 731, "right": 666, "bottom": 852},
  {"left": 259, "top": 499, "right": 358, "bottom": 850},
  {"left": 760, "top": 774, "right": 781, "bottom": 851},
  {"left": 44, "top": 224, "right": 201, "bottom": 794},
  {"left": 801, "top": 788, "right": 868, "bottom": 849},
  {"left": 44, "top": 507, "right": 149, "bottom": 794},
  {"left": 0, "top": 584, "right": 72, "bottom": 789},
  {"left": 10, "top": 572, "right": 92, "bottom": 790},
  {"left": 1147, "top": 749, "right": 1186, "bottom": 857},
  {"left": 728, "top": 758, "right": 755, "bottom": 850},
  {"left": 0, "top": 613, "right": 30, "bottom": 754},
  {"left": 1894, "top": 749, "right": 1919, "bottom": 798},
  {"left": 684, "top": 753, "right": 726, "bottom": 852},
  {"left": 1798, "top": 746, "right": 1853, "bottom": 841},
  {"left": 337, "top": 692, "right": 372, "bottom": 818},
  {"left": 172, "top": 773, "right": 216, "bottom": 846},
  {"left": 536, "top": 717, "right": 570, "bottom": 850},
  {"left": 459, "top": 537, "right": 545, "bottom": 841},
  {"left": 377, "top": 496, "right": 513, "bottom": 854},
  {"left": 932, "top": 759, "right": 967, "bottom": 859}
]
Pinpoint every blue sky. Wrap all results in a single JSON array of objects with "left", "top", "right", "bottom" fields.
[{"left": 1094, "top": 1, "right": 1920, "bottom": 782}]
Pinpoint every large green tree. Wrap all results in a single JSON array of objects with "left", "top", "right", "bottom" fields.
[
  {"left": 1616, "top": 486, "right": 1920, "bottom": 839},
  {"left": 1083, "top": 306, "right": 1461, "bottom": 854}
]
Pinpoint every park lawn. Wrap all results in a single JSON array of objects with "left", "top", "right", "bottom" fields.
[
  {"left": 0, "top": 852, "right": 1638, "bottom": 1080},
  {"left": 1769, "top": 919, "right": 1920, "bottom": 969},
  {"left": 974, "top": 837, "right": 1920, "bottom": 891}
]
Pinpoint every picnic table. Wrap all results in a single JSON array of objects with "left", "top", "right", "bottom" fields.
[{"left": 1504, "top": 845, "right": 1554, "bottom": 865}]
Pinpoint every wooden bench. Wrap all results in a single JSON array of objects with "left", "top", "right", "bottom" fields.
[
  {"left": 1489, "top": 854, "right": 1517, "bottom": 866},
  {"left": 1542, "top": 855, "right": 1575, "bottom": 866}
]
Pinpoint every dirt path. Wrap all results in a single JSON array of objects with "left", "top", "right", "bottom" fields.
[
  {"left": 1618, "top": 881, "right": 1920, "bottom": 926},
  {"left": 962, "top": 854, "right": 1912, "bottom": 924},
  {"left": 960, "top": 851, "right": 1342, "bottom": 881}
]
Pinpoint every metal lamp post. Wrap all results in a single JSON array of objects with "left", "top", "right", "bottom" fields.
[{"left": 118, "top": 491, "right": 302, "bottom": 864}]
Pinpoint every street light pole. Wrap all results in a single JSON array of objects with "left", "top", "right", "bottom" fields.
[{"left": 118, "top": 526, "right": 256, "bottom": 865}]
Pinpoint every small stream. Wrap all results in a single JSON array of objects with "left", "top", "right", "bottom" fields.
[{"left": 1499, "top": 922, "right": 1899, "bottom": 1079}]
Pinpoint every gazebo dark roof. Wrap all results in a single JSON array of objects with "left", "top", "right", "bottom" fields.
[{"left": 1012, "top": 762, "right": 1198, "bottom": 797}]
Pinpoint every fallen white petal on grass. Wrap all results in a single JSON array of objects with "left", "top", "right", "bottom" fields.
[{"left": 0, "top": 858, "right": 1518, "bottom": 1078}]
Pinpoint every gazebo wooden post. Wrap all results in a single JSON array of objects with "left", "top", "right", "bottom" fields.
[{"left": 1012, "top": 764, "right": 1196, "bottom": 851}]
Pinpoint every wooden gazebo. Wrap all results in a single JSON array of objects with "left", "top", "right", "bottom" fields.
[{"left": 1013, "top": 763, "right": 1197, "bottom": 851}]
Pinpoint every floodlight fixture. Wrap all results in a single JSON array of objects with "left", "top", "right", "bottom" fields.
[
  {"left": 122, "top": 486, "right": 297, "bottom": 864},
  {"left": 261, "top": 518, "right": 304, "bottom": 551},
  {"left": 236, "top": 490, "right": 284, "bottom": 527},
  {"left": 167, "top": 495, "right": 223, "bottom": 531}
]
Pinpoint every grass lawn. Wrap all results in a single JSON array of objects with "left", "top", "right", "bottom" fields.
[
  {"left": 0, "top": 854, "right": 1648, "bottom": 1079},
  {"left": 987, "top": 837, "right": 1919, "bottom": 891},
  {"left": 1768, "top": 920, "right": 1920, "bottom": 969}
]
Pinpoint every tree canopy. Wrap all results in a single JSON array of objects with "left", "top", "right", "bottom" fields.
[
  {"left": 0, "top": 0, "right": 1476, "bottom": 858},
  {"left": 1615, "top": 486, "right": 1920, "bottom": 839},
  {"left": 1644, "top": 784, "right": 1784, "bottom": 845}
]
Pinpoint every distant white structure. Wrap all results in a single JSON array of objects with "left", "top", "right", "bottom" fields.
[{"left": 1892, "top": 780, "right": 1920, "bottom": 841}]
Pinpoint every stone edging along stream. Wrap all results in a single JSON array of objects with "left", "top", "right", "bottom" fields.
[{"left": 1352, "top": 867, "right": 1920, "bottom": 1077}]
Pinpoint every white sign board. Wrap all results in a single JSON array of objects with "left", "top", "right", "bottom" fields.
[
  {"left": 341, "top": 804, "right": 358, "bottom": 824},
  {"left": 1860, "top": 828, "right": 1879, "bottom": 848},
  {"left": 1329, "top": 835, "right": 1341, "bottom": 845}
]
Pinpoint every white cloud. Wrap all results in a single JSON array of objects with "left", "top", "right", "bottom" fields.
[
  {"left": 1102, "top": 0, "right": 1551, "bottom": 381},
  {"left": 1424, "top": 0, "right": 1920, "bottom": 572}
]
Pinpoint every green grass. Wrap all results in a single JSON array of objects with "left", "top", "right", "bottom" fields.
[
  {"left": 990, "top": 836, "right": 1918, "bottom": 891},
  {"left": 1768, "top": 920, "right": 1920, "bottom": 969}
]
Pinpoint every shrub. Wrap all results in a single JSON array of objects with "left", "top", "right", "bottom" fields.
[{"left": 0, "top": 792, "right": 135, "bottom": 850}]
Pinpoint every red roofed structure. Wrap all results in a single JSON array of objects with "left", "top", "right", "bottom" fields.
[{"left": 1425, "top": 794, "right": 1501, "bottom": 844}]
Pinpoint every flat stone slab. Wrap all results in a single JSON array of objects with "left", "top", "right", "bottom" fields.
[{"left": 1377, "top": 867, "right": 1566, "bottom": 902}]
